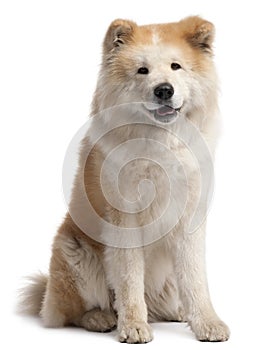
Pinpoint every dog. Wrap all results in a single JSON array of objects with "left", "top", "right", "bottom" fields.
[{"left": 20, "top": 16, "right": 230, "bottom": 343}]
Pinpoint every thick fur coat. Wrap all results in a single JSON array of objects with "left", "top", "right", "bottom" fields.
[{"left": 20, "top": 16, "right": 230, "bottom": 343}]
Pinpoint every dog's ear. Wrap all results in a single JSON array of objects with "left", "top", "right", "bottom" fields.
[
  {"left": 180, "top": 16, "right": 215, "bottom": 54},
  {"left": 103, "top": 19, "right": 136, "bottom": 53}
]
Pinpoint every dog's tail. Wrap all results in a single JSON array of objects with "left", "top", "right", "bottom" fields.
[{"left": 18, "top": 272, "right": 48, "bottom": 315}]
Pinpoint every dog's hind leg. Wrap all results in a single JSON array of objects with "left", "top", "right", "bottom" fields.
[
  {"left": 41, "top": 217, "right": 114, "bottom": 331},
  {"left": 80, "top": 308, "right": 116, "bottom": 332}
]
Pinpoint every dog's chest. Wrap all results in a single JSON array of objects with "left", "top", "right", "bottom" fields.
[{"left": 100, "top": 138, "right": 197, "bottom": 215}]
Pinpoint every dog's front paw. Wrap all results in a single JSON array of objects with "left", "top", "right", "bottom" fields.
[
  {"left": 119, "top": 321, "right": 153, "bottom": 344},
  {"left": 191, "top": 317, "right": 230, "bottom": 342}
]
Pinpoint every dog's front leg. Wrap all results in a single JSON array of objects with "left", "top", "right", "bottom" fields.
[
  {"left": 105, "top": 247, "right": 153, "bottom": 343},
  {"left": 174, "top": 224, "right": 230, "bottom": 342}
]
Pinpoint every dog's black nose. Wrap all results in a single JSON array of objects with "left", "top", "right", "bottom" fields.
[{"left": 154, "top": 83, "right": 174, "bottom": 100}]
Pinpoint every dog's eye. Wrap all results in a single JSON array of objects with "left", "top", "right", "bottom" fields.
[
  {"left": 171, "top": 63, "right": 182, "bottom": 70},
  {"left": 137, "top": 67, "right": 149, "bottom": 75}
]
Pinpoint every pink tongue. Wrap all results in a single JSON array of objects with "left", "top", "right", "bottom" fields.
[{"left": 156, "top": 106, "right": 175, "bottom": 116}]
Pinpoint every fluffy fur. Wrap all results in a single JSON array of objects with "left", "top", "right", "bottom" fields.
[{"left": 20, "top": 16, "right": 230, "bottom": 343}]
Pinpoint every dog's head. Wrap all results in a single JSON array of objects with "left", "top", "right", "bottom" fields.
[{"left": 100, "top": 16, "right": 216, "bottom": 124}]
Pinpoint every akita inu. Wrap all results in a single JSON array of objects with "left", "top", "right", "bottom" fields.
[{"left": 20, "top": 16, "right": 230, "bottom": 343}]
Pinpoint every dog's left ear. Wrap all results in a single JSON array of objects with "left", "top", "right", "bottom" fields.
[
  {"left": 103, "top": 19, "right": 136, "bottom": 54},
  {"left": 180, "top": 16, "right": 215, "bottom": 54}
]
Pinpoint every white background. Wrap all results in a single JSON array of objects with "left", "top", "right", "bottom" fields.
[{"left": 1, "top": 0, "right": 278, "bottom": 348}]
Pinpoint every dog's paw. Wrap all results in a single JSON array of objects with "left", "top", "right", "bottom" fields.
[
  {"left": 119, "top": 321, "right": 153, "bottom": 343},
  {"left": 191, "top": 317, "right": 230, "bottom": 342},
  {"left": 81, "top": 308, "right": 116, "bottom": 332}
]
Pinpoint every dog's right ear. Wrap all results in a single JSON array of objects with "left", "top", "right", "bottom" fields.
[{"left": 103, "top": 19, "right": 136, "bottom": 53}]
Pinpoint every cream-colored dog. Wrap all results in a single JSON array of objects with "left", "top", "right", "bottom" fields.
[{"left": 21, "top": 16, "right": 230, "bottom": 343}]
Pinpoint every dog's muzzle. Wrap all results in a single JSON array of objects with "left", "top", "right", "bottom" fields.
[{"left": 144, "top": 103, "right": 181, "bottom": 124}]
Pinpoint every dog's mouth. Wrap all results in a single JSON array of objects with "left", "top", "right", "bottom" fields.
[{"left": 144, "top": 104, "right": 181, "bottom": 124}]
